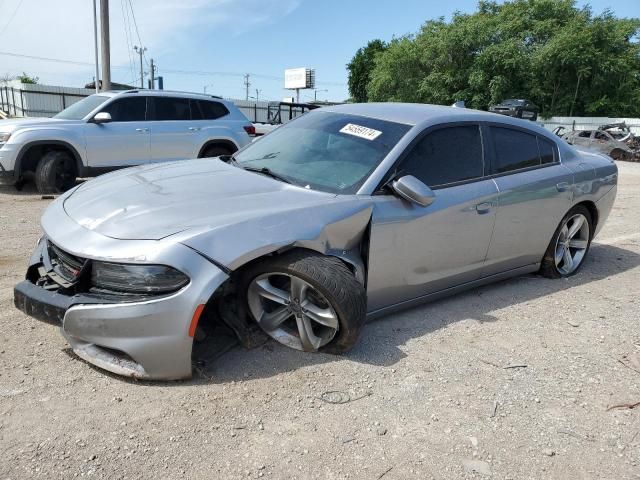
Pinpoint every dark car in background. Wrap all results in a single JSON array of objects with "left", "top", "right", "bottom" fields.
[{"left": 489, "top": 99, "right": 539, "bottom": 121}]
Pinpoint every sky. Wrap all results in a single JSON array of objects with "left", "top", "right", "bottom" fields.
[{"left": 0, "top": 0, "right": 637, "bottom": 103}]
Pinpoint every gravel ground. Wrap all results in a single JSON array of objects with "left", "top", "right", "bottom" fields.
[{"left": 1, "top": 163, "right": 639, "bottom": 480}]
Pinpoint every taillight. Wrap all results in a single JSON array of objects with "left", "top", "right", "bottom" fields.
[{"left": 243, "top": 125, "right": 256, "bottom": 136}]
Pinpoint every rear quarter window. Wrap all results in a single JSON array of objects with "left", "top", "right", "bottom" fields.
[{"left": 192, "top": 100, "right": 229, "bottom": 120}]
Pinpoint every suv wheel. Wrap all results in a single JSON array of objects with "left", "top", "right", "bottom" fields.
[
  {"left": 35, "top": 151, "right": 76, "bottom": 194},
  {"left": 201, "top": 145, "right": 232, "bottom": 159}
]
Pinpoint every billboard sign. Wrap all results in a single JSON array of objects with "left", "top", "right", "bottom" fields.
[{"left": 285, "top": 68, "right": 315, "bottom": 89}]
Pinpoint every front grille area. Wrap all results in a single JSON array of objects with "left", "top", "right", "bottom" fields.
[{"left": 49, "top": 243, "right": 86, "bottom": 283}]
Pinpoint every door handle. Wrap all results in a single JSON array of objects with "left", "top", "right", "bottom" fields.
[
  {"left": 135, "top": 128, "right": 149, "bottom": 133},
  {"left": 556, "top": 182, "right": 570, "bottom": 192},
  {"left": 475, "top": 202, "right": 492, "bottom": 215},
  {"left": 188, "top": 127, "right": 202, "bottom": 132}
]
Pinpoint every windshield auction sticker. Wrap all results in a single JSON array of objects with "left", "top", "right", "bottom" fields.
[{"left": 339, "top": 124, "right": 382, "bottom": 141}]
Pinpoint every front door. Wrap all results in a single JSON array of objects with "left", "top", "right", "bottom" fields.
[
  {"left": 84, "top": 96, "right": 150, "bottom": 168},
  {"left": 366, "top": 124, "right": 498, "bottom": 312}
]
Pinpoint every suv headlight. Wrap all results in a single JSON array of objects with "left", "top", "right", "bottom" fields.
[
  {"left": 0, "top": 132, "right": 10, "bottom": 145},
  {"left": 91, "top": 262, "right": 189, "bottom": 294}
]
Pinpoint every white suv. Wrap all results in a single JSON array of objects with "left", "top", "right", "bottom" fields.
[{"left": 0, "top": 90, "right": 254, "bottom": 193}]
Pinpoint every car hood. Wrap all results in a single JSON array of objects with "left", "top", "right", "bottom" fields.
[
  {"left": 0, "top": 117, "right": 83, "bottom": 132},
  {"left": 62, "top": 159, "right": 357, "bottom": 241}
]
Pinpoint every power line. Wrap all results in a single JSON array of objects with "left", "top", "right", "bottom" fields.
[
  {"left": 127, "top": 0, "right": 148, "bottom": 67},
  {"left": 0, "top": 51, "right": 348, "bottom": 87},
  {"left": 0, "top": 0, "right": 24, "bottom": 37},
  {"left": 121, "top": 0, "right": 137, "bottom": 85}
]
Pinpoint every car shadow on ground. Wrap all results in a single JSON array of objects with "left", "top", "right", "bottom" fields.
[
  {"left": 0, "top": 180, "right": 85, "bottom": 197},
  {"left": 180, "top": 242, "right": 639, "bottom": 386}
]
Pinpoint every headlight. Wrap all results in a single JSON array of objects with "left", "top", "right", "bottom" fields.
[
  {"left": 0, "top": 132, "right": 10, "bottom": 145},
  {"left": 91, "top": 262, "right": 189, "bottom": 294}
]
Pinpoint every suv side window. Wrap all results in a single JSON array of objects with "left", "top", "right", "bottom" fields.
[
  {"left": 490, "top": 127, "right": 540, "bottom": 173},
  {"left": 100, "top": 97, "right": 147, "bottom": 122},
  {"left": 399, "top": 125, "right": 484, "bottom": 188},
  {"left": 152, "top": 97, "right": 191, "bottom": 121},
  {"left": 192, "top": 100, "right": 229, "bottom": 120}
]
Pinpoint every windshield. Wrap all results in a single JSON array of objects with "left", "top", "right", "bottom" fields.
[
  {"left": 234, "top": 111, "right": 411, "bottom": 194},
  {"left": 503, "top": 99, "right": 526, "bottom": 106},
  {"left": 53, "top": 95, "right": 110, "bottom": 120}
]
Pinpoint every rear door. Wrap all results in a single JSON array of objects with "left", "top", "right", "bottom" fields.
[
  {"left": 482, "top": 126, "right": 573, "bottom": 275},
  {"left": 366, "top": 124, "right": 499, "bottom": 312},
  {"left": 84, "top": 96, "right": 150, "bottom": 168},
  {"left": 148, "top": 96, "right": 197, "bottom": 162}
]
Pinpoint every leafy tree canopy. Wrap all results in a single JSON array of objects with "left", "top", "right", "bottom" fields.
[
  {"left": 347, "top": 39, "right": 387, "bottom": 103},
  {"left": 356, "top": 0, "right": 640, "bottom": 117}
]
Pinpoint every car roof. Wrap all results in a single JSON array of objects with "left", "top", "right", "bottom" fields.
[
  {"left": 99, "top": 89, "right": 231, "bottom": 104},
  {"left": 320, "top": 102, "right": 548, "bottom": 132}
]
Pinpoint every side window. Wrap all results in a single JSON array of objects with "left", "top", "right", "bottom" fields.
[
  {"left": 538, "top": 137, "right": 557, "bottom": 164},
  {"left": 578, "top": 131, "right": 591, "bottom": 138},
  {"left": 400, "top": 125, "right": 484, "bottom": 188},
  {"left": 100, "top": 97, "right": 147, "bottom": 122},
  {"left": 153, "top": 97, "right": 191, "bottom": 121},
  {"left": 491, "top": 127, "right": 540, "bottom": 173},
  {"left": 195, "top": 100, "right": 229, "bottom": 120}
]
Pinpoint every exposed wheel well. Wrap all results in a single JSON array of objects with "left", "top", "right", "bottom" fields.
[
  {"left": 16, "top": 142, "right": 81, "bottom": 178},
  {"left": 194, "top": 246, "right": 362, "bottom": 353},
  {"left": 197, "top": 140, "right": 238, "bottom": 158}
]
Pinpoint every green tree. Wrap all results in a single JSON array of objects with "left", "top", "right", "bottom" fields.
[
  {"left": 17, "top": 72, "right": 39, "bottom": 84},
  {"left": 362, "top": 0, "right": 640, "bottom": 117},
  {"left": 347, "top": 39, "right": 387, "bottom": 103}
]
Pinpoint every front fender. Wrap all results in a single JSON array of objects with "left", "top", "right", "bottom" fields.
[{"left": 178, "top": 197, "right": 374, "bottom": 279}]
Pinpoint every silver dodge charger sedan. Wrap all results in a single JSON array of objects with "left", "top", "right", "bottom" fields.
[{"left": 14, "top": 103, "right": 618, "bottom": 380}]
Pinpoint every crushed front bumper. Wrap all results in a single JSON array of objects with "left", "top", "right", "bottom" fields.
[{"left": 14, "top": 212, "right": 230, "bottom": 380}]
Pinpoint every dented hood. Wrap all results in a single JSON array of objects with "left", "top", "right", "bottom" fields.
[{"left": 62, "top": 160, "right": 373, "bottom": 259}]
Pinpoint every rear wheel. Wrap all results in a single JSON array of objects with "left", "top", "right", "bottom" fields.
[
  {"left": 201, "top": 145, "right": 232, "bottom": 159},
  {"left": 34, "top": 151, "right": 76, "bottom": 194},
  {"left": 540, "top": 206, "right": 592, "bottom": 278},
  {"left": 242, "top": 251, "right": 366, "bottom": 353}
]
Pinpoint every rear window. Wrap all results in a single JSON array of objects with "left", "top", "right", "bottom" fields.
[
  {"left": 538, "top": 137, "right": 557, "bottom": 164},
  {"left": 491, "top": 127, "right": 540, "bottom": 173},
  {"left": 192, "top": 100, "right": 229, "bottom": 120},
  {"left": 152, "top": 97, "right": 191, "bottom": 121}
]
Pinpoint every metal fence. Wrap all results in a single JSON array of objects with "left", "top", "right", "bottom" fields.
[
  {"left": 0, "top": 83, "right": 94, "bottom": 117},
  {"left": 537, "top": 117, "right": 640, "bottom": 136},
  {"left": 0, "top": 83, "right": 314, "bottom": 125}
]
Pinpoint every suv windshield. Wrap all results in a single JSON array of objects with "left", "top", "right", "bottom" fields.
[
  {"left": 234, "top": 111, "right": 411, "bottom": 194},
  {"left": 53, "top": 95, "right": 110, "bottom": 120}
]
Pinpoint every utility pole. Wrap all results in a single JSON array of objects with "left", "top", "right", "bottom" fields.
[
  {"left": 99, "top": 0, "right": 111, "bottom": 91},
  {"left": 313, "top": 88, "right": 328, "bottom": 102},
  {"left": 150, "top": 58, "right": 156, "bottom": 89},
  {"left": 244, "top": 74, "right": 250, "bottom": 101},
  {"left": 134, "top": 46, "right": 146, "bottom": 88},
  {"left": 92, "top": 0, "right": 100, "bottom": 93},
  {"left": 255, "top": 89, "right": 261, "bottom": 102}
]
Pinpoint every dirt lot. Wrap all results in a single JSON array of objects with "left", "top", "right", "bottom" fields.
[{"left": 1, "top": 163, "right": 639, "bottom": 480}]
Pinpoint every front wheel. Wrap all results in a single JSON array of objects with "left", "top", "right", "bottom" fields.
[
  {"left": 540, "top": 206, "right": 593, "bottom": 278},
  {"left": 241, "top": 251, "right": 367, "bottom": 353},
  {"left": 34, "top": 151, "right": 76, "bottom": 194}
]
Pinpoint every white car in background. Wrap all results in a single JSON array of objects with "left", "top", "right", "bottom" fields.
[{"left": 0, "top": 90, "right": 254, "bottom": 193}]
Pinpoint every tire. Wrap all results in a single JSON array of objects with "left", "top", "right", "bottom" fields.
[
  {"left": 200, "top": 145, "right": 232, "bottom": 159},
  {"left": 531, "top": 112, "right": 538, "bottom": 121},
  {"left": 539, "top": 205, "right": 593, "bottom": 279},
  {"left": 34, "top": 151, "right": 76, "bottom": 194},
  {"left": 241, "top": 250, "right": 367, "bottom": 354}
]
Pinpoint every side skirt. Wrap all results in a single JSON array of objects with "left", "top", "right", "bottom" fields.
[{"left": 366, "top": 264, "right": 540, "bottom": 321}]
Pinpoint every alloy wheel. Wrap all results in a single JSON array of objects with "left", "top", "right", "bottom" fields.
[
  {"left": 247, "top": 273, "right": 339, "bottom": 351},
  {"left": 554, "top": 213, "right": 590, "bottom": 275}
]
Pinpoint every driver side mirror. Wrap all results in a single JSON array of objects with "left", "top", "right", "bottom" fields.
[
  {"left": 391, "top": 175, "right": 436, "bottom": 207},
  {"left": 92, "top": 112, "right": 112, "bottom": 124}
]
